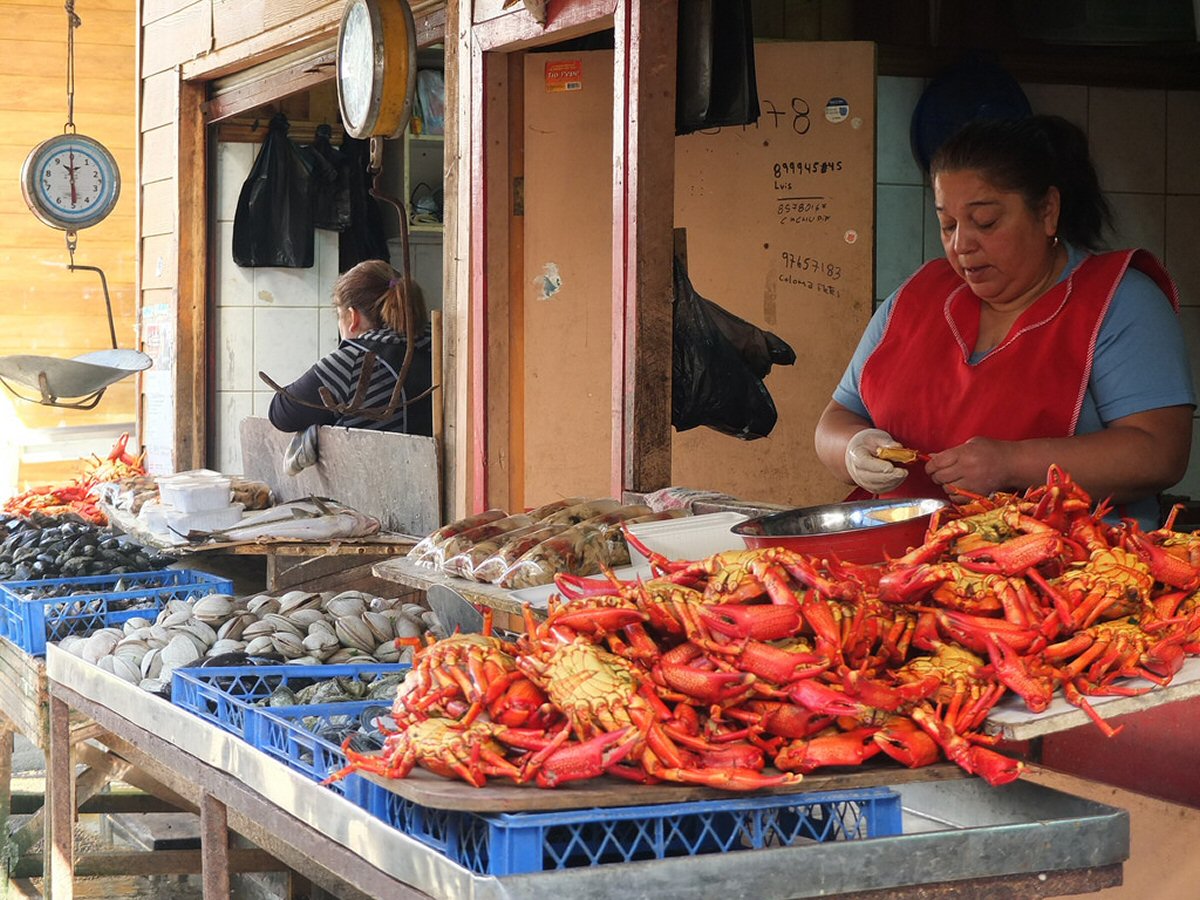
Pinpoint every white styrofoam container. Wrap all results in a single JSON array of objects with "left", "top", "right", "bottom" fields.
[
  {"left": 158, "top": 475, "right": 233, "bottom": 512},
  {"left": 164, "top": 502, "right": 245, "bottom": 535},
  {"left": 137, "top": 499, "right": 169, "bottom": 535},
  {"left": 625, "top": 511, "right": 749, "bottom": 566}
]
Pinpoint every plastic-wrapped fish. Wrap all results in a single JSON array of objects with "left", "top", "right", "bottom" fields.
[
  {"left": 434, "top": 515, "right": 536, "bottom": 570},
  {"left": 523, "top": 497, "right": 586, "bottom": 522},
  {"left": 498, "top": 504, "right": 654, "bottom": 589},
  {"left": 442, "top": 520, "right": 549, "bottom": 580},
  {"left": 406, "top": 509, "right": 508, "bottom": 565},
  {"left": 471, "top": 522, "right": 569, "bottom": 583},
  {"left": 539, "top": 498, "right": 624, "bottom": 528}
]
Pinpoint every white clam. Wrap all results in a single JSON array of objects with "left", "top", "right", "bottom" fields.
[
  {"left": 247, "top": 595, "right": 280, "bottom": 616},
  {"left": 334, "top": 616, "right": 376, "bottom": 653},
  {"left": 111, "top": 656, "right": 141, "bottom": 684},
  {"left": 245, "top": 635, "right": 276, "bottom": 656},
  {"left": 161, "top": 633, "right": 201, "bottom": 669},
  {"left": 192, "top": 594, "right": 235, "bottom": 622},
  {"left": 263, "top": 613, "right": 304, "bottom": 638}
]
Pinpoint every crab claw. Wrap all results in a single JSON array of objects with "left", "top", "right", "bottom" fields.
[
  {"left": 872, "top": 716, "right": 940, "bottom": 768},
  {"left": 527, "top": 727, "right": 640, "bottom": 788},
  {"left": 774, "top": 726, "right": 882, "bottom": 773},
  {"left": 789, "top": 679, "right": 871, "bottom": 718},
  {"left": 958, "top": 532, "right": 1075, "bottom": 576},
  {"left": 910, "top": 706, "right": 1023, "bottom": 786},
  {"left": 698, "top": 603, "right": 803, "bottom": 641},
  {"left": 659, "top": 661, "right": 757, "bottom": 705}
]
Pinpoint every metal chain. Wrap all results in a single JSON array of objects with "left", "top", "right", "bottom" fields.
[{"left": 64, "top": 0, "right": 80, "bottom": 133}]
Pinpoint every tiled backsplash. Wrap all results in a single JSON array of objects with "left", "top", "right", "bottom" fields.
[{"left": 876, "top": 78, "right": 1200, "bottom": 501}]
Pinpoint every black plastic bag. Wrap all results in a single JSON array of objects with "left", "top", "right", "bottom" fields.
[
  {"left": 702, "top": 294, "right": 796, "bottom": 380},
  {"left": 338, "top": 135, "right": 391, "bottom": 273},
  {"left": 676, "top": 0, "right": 761, "bottom": 136},
  {"left": 302, "top": 124, "right": 352, "bottom": 232},
  {"left": 672, "top": 257, "right": 791, "bottom": 440},
  {"left": 232, "top": 113, "right": 315, "bottom": 268}
]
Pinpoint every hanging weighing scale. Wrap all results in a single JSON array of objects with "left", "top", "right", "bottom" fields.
[{"left": 2, "top": 0, "right": 151, "bottom": 410}]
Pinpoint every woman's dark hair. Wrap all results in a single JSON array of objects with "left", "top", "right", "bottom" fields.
[
  {"left": 930, "top": 115, "right": 1111, "bottom": 251},
  {"left": 332, "top": 259, "right": 426, "bottom": 335}
]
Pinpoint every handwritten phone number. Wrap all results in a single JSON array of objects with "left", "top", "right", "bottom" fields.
[
  {"left": 781, "top": 252, "right": 842, "bottom": 280},
  {"left": 774, "top": 160, "right": 843, "bottom": 178}
]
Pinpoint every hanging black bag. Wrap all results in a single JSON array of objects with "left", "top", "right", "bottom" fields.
[
  {"left": 672, "top": 256, "right": 791, "bottom": 440},
  {"left": 232, "top": 113, "right": 315, "bottom": 268},
  {"left": 676, "top": 0, "right": 761, "bottom": 136},
  {"left": 338, "top": 135, "right": 392, "bottom": 273},
  {"left": 302, "top": 124, "right": 352, "bottom": 232}
]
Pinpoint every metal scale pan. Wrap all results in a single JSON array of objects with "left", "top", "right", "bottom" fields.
[{"left": 0, "top": 349, "right": 151, "bottom": 409}]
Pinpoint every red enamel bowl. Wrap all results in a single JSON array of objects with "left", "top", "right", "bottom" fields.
[{"left": 731, "top": 498, "right": 948, "bottom": 565}]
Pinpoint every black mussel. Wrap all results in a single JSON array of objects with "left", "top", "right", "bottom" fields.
[
  {"left": 345, "top": 731, "right": 386, "bottom": 754},
  {"left": 13, "top": 564, "right": 31, "bottom": 581}
]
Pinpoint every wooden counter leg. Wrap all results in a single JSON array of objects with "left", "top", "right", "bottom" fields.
[
  {"left": 200, "top": 793, "right": 230, "bottom": 899},
  {"left": 0, "top": 725, "right": 12, "bottom": 893},
  {"left": 48, "top": 695, "right": 73, "bottom": 899}
]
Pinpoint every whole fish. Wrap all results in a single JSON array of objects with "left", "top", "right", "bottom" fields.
[{"left": 197, "top": 498, "right": 380, "bottom": 542}]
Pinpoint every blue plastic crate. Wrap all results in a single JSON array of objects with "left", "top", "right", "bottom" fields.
[
  {"left": 253, "top": 700, "right": 390, "bottom": 800},
  {"left": 359, "top": 779, "right": 902, "bottom": 876},
  {"left": 0, "top": 568, "right": 233, "bottom": 655},
  {"left": 171, "top": 663, "right": 408, "bottom": 742}
]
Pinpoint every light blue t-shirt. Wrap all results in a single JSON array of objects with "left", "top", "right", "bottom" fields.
[{"left": 833, "top": 244, "right": 1196, "bottom": 527}]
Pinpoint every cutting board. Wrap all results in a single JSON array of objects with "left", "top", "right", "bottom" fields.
[{"left": 361, "top": 761, "right": 964, "bottom": 813}]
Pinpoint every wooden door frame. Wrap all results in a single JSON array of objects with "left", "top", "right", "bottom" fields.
[{"left": 463, "top": 0, "right": 677, "bottom": 513}]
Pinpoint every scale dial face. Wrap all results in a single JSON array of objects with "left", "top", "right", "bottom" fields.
[
  {"left": 336, "top": 0, "right": 417, "bottom": 139},
  {"left": 21, "top": 133, "right": 121, "bottom": 231}
]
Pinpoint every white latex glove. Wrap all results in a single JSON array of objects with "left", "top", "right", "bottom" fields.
[{"left": 845, "top": 428, "right": 908, "bottom": 494}]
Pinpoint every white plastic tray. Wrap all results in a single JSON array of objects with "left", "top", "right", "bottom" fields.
[
  {"left": 626, "top": 511, "right": 748, "bottom": 566},
  {"left": 507, "top": 564, "right": 652, "bottom": 610}
]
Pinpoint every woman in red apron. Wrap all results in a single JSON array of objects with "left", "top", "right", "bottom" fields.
[{"left": 815, "top": 116, "right": 1194, "bottom": 528}]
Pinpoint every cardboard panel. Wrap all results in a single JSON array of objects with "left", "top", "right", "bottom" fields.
[
  {"left": 520, "top": 43, "right": 874, "bottom": 508},
  {"left": 521, "top": 51, "right": 614, "bottom": 505},
  {"left": 672, "top": 41, "right": 875, "bottom": 506}
]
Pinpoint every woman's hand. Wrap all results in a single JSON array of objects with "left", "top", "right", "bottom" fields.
[{"left": 926, "top": 437, "right": 1013, "bottom": 500}]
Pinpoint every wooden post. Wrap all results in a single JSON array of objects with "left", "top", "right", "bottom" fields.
[
  {"left": 176, "top": 77, "right": 211, "bottom": 470},
  {"left": 0, "top": 725, "right": 11, "bottom": 893},
  {"left": 200, "top": 794, "right": 231, "bottom": 898},
  {"left": 48, "top": 695, "right": 73, "bottom": 899},
  {"left": 611, "top": 0, "right": 678, "bottom": 498}
]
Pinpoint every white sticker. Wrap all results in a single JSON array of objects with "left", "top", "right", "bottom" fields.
[{"left": 825, "top": 97, "right": 850, "bottom": 124}]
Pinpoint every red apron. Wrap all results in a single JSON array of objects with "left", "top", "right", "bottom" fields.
[{"left": 856, "top": 249, "right": 1178, "bottom": 499}]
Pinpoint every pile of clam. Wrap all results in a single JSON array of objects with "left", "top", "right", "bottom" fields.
[{"left": 57, "top": 589, "right": 442, "bottom": 692}]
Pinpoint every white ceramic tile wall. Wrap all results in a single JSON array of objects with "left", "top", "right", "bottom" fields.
[
  {"left": 211, "top": 140, "right": 338, "bottom": 472},
  {"left": 1104, "top": 193, "right": 1166, "bottom": 258},
  {"left": 213, "top": 392, "right": 253, "bottom": 475},
  {"left": 1166, "top": 195, "right": 1200, "bottom": 306},
  {"left": 1167, "top": 91, "right": 1200, "bottom": 195},
  {"left": 1089, "top": 88, "right": 1167, "bottom": 194},
  {"left": 874, "top": 76, "right": 1200, "bottom": 505}
]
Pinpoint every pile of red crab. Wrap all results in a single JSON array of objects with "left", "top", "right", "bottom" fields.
[
  {"left": 3, "top": 432, "right": 145, "bottom": 524},
  {"left": 340, "top": 466, "right": 1200, "bottom": 791}
]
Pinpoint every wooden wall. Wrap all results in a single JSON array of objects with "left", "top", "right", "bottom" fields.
[{"left": 0, "top": 0, "right": 137, "bottom": 435}]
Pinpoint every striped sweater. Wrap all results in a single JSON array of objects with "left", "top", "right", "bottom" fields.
[{"left": 268, "top": 326, "right": 433, "bottom": 435}]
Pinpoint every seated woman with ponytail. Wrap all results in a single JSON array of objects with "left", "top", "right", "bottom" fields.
[{"left": 268, "top": 259, "right": 434, "bottom": 435}]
